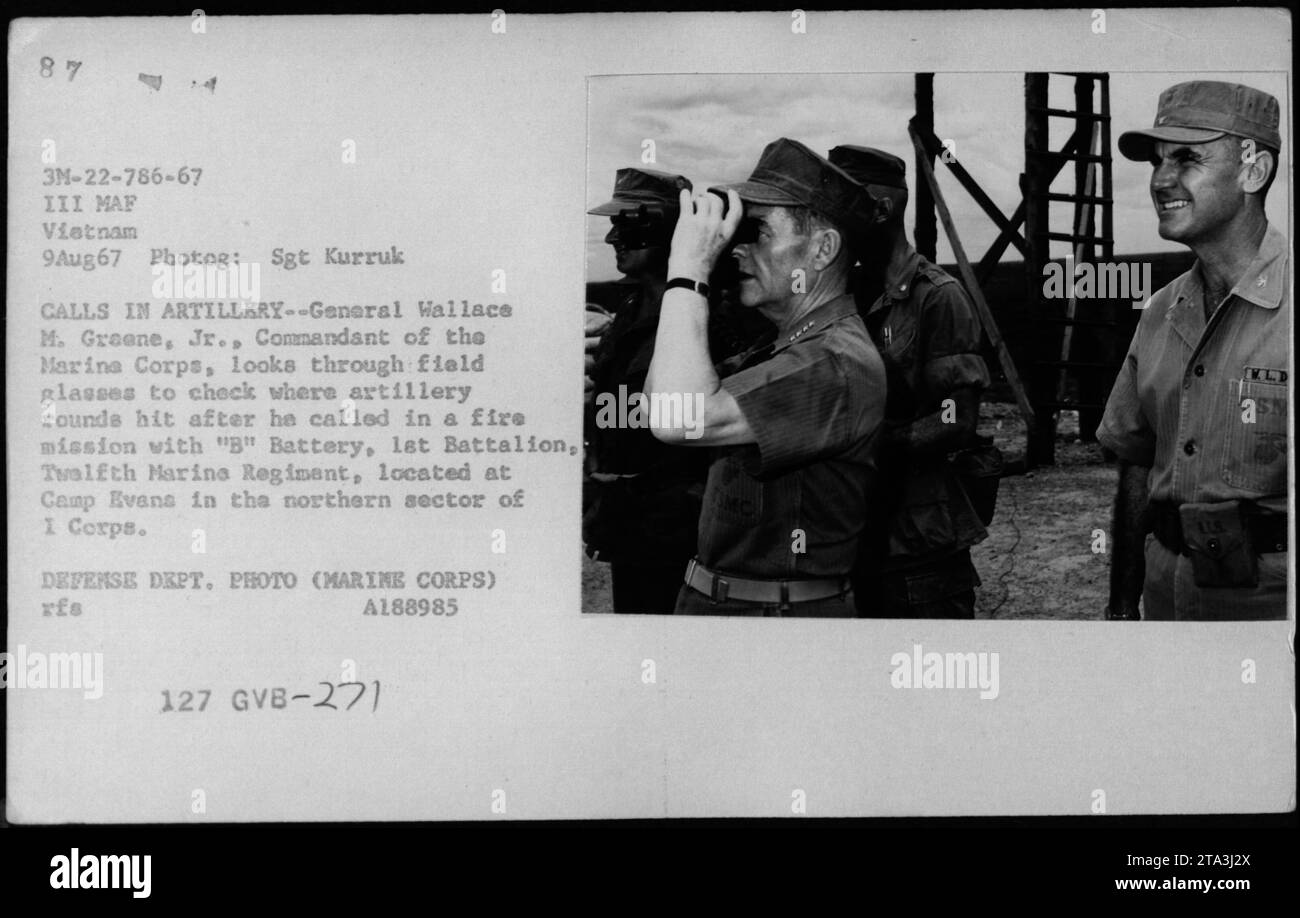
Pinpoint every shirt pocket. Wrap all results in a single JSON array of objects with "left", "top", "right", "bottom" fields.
[
  {"left": 888, "top": 469, "right": 956, "bottom": 556},
  {"left": 1222, "top": 379, "right": 1287, "bottom": 494},
  {"left": 884, "top": 321, "right": 917, "bottom": 363},
  {"left": 707, "top": 453, "right": 765, "bottom": 525},
  {"left": 879, "top": 322, "right": 919, "bottom": 419}
]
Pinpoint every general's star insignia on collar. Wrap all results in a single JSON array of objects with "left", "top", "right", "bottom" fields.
[
  {"left": 1257, "top": 276, "right": 1267, "bottom": 287},
  {"left": 788, "top": 319, "right": 816, "bottom": 342}
]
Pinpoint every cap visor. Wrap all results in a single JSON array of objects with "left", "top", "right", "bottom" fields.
[
  {"left": 708, "top": 180, "right": 804, "bottom": 207},
  {"left": 588, "top": 198, "right": 682, "bottom": 217},
  {"left": 1118, "top": 126, "right": 1225, "bottom": 161}
]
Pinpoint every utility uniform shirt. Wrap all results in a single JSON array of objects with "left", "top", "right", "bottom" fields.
[
  {"left": 1097, "top": 224, "right": 1289, "bottom": 620},
  {"left": 861, "top": 245, "right": 991, "bottom": 570},
  {"left": 1097, "top": 224, "right": 1289, "bottom": 510},
  {"left": 699, "top": 294, "right": 885, "bottom": 579}
]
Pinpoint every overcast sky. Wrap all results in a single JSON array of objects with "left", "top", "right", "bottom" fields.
[{"left": 586, "top": 71, "right": 1289, "bottom": 280}]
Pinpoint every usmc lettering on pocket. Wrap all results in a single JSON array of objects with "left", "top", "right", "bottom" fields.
[
  {"left": 710, "top": 455, "right": 763, "bottom": 522},
  {"left": 1224, "top": 377, "right": 1287, "bottom": 493}
]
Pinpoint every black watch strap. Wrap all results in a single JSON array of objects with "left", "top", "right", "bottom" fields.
[{"left": 666, "top": 277, "right": 711, "bottom": 298}]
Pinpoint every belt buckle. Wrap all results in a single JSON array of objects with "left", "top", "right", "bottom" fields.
[{"left": 710, "top": 574, "right": 729, "bottom": 603}]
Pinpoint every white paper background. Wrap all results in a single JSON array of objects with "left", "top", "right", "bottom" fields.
[{"left": 6, "top": 9, "right": 1294, "bottom": 820}]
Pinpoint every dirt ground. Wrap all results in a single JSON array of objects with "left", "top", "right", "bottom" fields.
[
  {"left": 970, "top": 403, "right": 1112, "bottom": 620},
  {"left": 582, "top": 402, "right": 1114, "bottom": 620}
]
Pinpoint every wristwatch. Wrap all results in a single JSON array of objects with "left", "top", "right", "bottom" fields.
[{"left": 666, "top": 277, "right": 711, "bottom": 298}]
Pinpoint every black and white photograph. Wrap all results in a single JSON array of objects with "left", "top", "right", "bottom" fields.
[
  {"left": 582, "top": 70, "right": 1290, "bottom": 621},
  {"left": 3, "top": 5, "right": 1294, "bottom": 901}
]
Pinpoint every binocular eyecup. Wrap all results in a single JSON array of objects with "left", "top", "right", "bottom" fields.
[{"left": 613, "top": 203, "right": 672, "bottom": 226}]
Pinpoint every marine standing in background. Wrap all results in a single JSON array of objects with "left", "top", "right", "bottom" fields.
[
  {"left": 829, "top": 146, "right": 994, "bottom": 619},
  {"left": 583, "top": 168, "right": 712, "bottom": 613}
]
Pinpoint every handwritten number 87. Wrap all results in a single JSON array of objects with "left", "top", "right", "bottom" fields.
[{"left": 40, "top": 57, "right": 82, "bottom": 81}]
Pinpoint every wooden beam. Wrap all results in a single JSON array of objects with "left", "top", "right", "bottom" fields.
[
  {"left": 974, "top": 132, "right": 1078, "bottom": 286},
  {"left": 1099, "top": 74, "right": 1114, "bottom": 262},
  {"left": 975, "top": 200, "right": 1026, "bottom": 286},
  {"left": 1024, "top": 72, "right": 1054, "bottom": 467},
  {"left": 1073, "top": 75, "right": 1098, "bottom": 267},
  {"left": 913, "top": 74, "right": 937, "bottom": 262},
  {"left": 908, "top": 126, "right": 1038, "bottom": 434},
  {"left": 910, "top": 119, "right": 1029, "bottom": 259},
  {"left": 1055, "top": 120, "right": 1102, "bottom": 406}
]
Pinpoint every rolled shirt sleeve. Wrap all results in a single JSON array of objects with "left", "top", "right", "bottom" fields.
[
  {"left": 721, "top": 344, "right": 876, "bottom": 478},
  {"left": 1096, "top": 326, "right": 1157, "bottom": 466},
  {"left": 919, "top": 281, "right": 991, "bottom": 398}
]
